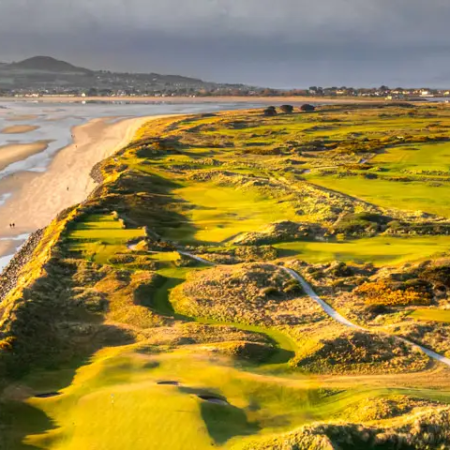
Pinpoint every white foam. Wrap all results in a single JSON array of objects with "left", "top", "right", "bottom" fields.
[
  {"left": 0, "top": 254, "right": 14, "bottom": 271},
  {"left": 0, "top": 193, "right": 12, "bottom": 206}
]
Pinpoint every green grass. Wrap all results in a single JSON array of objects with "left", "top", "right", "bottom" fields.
[
  {"left": 68, "top": 214, "right": 145, "bottom": 243},
  {"left": 153, "top": 267, "right": 296, "bottom": 365},
  {"left": 310, "top": 175, "right": 450, "bottom": 218},
  {"left": 6, "top": 107, "right": 450, "bottom": 450},
  {"left": 167, "top": 182, "right": 300, "bottom": 244},
  {"left": 17, "top": 346, "right": 450, "bottom": 450},
  {"left": 274, "top": 235, "right": 450, "bottom": 266},
  {"left": 410, "top": 309, "right": 450, "bottom": 323},
  {"left": 66, "top": 214, "right": 146, "bottom": 263},
  {"left": 373, "top": 142, "right": 450, "bottom": 173}
]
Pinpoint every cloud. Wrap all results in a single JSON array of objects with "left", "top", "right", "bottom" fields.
[{"left": 1, "top": 0, "right": 450, "bottom": 86}]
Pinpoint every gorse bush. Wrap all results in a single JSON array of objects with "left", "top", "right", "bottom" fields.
[{"left": 355, "top": 281, "right": 432, "bottom": 306}]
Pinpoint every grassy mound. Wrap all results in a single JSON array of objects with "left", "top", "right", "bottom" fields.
[
  {"left": 198, "top": 341, "right": 275, "bottom": 363},
  {"left": 233, "top": 221, "right": 327, "bottom": 245},
  {"left": 237, "top": 406, "right": 450, "bottom": 450},
  {"left": 170, "top": 263, "right": 320, "bottom": 326},
  {"left": 143, "top": 323, "right": 273, "bottom": 347},
  {"left": 338, "top": 395, "right": 440, "bottom": 422},
  {"left": 291, "top": 330, "right": 429, "bottom": 375}
]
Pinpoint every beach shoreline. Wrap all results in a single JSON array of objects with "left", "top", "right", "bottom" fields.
[
  {"left": 0, "top": 113, "right": 176, "bottom": 264},
  {"left": 0, "top": 95, "right": 396, "bottom": 105}
]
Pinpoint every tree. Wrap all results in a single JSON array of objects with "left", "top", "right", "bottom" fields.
[
  {"left": 280, "top": 104, "right": 294, "bottom": 114},
  {"left": 263, "top": 106, "right": 277, "bottom": 116}
]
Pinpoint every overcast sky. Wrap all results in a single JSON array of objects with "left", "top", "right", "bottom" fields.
[{"left": 1, "top": 0, "right": 449, "bottom": 88}]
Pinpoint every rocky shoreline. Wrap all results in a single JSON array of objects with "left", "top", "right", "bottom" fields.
[
  {"left": 89, "top": 160, "right": 104, "bottom": 184},
  {"left": 0, "top": 229, "right": 44, "bottom": 303}
]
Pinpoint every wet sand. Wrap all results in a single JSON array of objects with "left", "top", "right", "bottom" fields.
[
  {"left": 5, "top": 115, "right": 39, "bottom": 122},
  {"left": 1, "top": 125, "right": 39, "bottom": 134},
  {"left": 0, "top": 114, "right": 175, "bottom": 259},
  {"left": 0, "top": 141, "right": 51, "bottom": 171}
]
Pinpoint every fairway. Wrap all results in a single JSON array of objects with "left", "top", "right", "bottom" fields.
[
  {"left": 310, "top": 176, "right": 450, "bottom": 218},
  {"left": 410, "top": 309, "right": 450, "bottom": 323},
  {"left": 66, "top": 214, "right": 146, "bottom": 263},
  {"left": 373, "top": 142, "right": 450, "bottom": 173},
  {"left": 169, "top": 182, "right": 300, "bottom": 243},
  {"left": 274, "top": 236, "right": 450, "bottom": 265}
]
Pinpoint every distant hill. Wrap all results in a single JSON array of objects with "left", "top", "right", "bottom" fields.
[
  {"left": 0, "top": 55, "right": 256, "bottom": 94},
  {"left": 10, "top": 56, "right": 91, "bottom": 74}
]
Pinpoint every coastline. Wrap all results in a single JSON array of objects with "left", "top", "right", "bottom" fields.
[
  {"left": 0, "top": 113, "right": 176, "bottom": 265},
  {"left": 0, "top": 95, "right": 396, "bottom": 105}
]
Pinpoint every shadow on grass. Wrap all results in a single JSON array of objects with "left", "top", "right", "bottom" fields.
[
  {"left": 1, "top": 401, "right": 56, "bottom": 450},
  {"left": 179, "top": 386, "right": 260, "bottom": 445}
]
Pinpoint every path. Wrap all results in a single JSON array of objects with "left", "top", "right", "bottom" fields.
[{"left": 283, "top": 267, "right": 450, "bottom": 369}]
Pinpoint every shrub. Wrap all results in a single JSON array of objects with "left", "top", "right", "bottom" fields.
[
  {"left": 263, "top": 106, "right": 277, "bottom": 116},
  {"left": 355, "top": 281, "right": 432, "bottom": 307}
]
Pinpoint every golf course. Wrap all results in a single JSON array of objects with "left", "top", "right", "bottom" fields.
[{"left": 2, "top": 104, "right": 450, "bottom": 449}]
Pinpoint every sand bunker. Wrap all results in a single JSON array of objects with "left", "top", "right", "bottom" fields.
[
  {"left": 1, "top": 125, "right": 39, "bottom": 134},
  {"left": 198, "top": 394, "right": 229, "bottom": 406},
  {"left": 34, "top": 392, "right": 60, "bottom": 398}
]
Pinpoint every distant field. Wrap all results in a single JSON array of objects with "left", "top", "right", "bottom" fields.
[{"left": 275, "top": 236, "right": 450, "bottom": 266}]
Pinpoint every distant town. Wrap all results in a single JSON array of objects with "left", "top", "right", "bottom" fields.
[{"left": 0, "top": 56, "right": 448, "bottom": 100}]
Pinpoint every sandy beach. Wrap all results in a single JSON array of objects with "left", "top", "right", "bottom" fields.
[{"left": 0, "top": 113, "right": 175, "bottom": 264}]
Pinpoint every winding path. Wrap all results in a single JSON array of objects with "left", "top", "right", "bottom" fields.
[
  {"left": 180, "top": 250, "right": 450, "bottom": 369},
  {"left": 283, "top": 267, "right": 450, "bottom": 369}
]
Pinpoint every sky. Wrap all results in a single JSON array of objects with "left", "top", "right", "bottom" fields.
[{"left": 1, "top": 0, "right": 449, "bottom": 88}]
